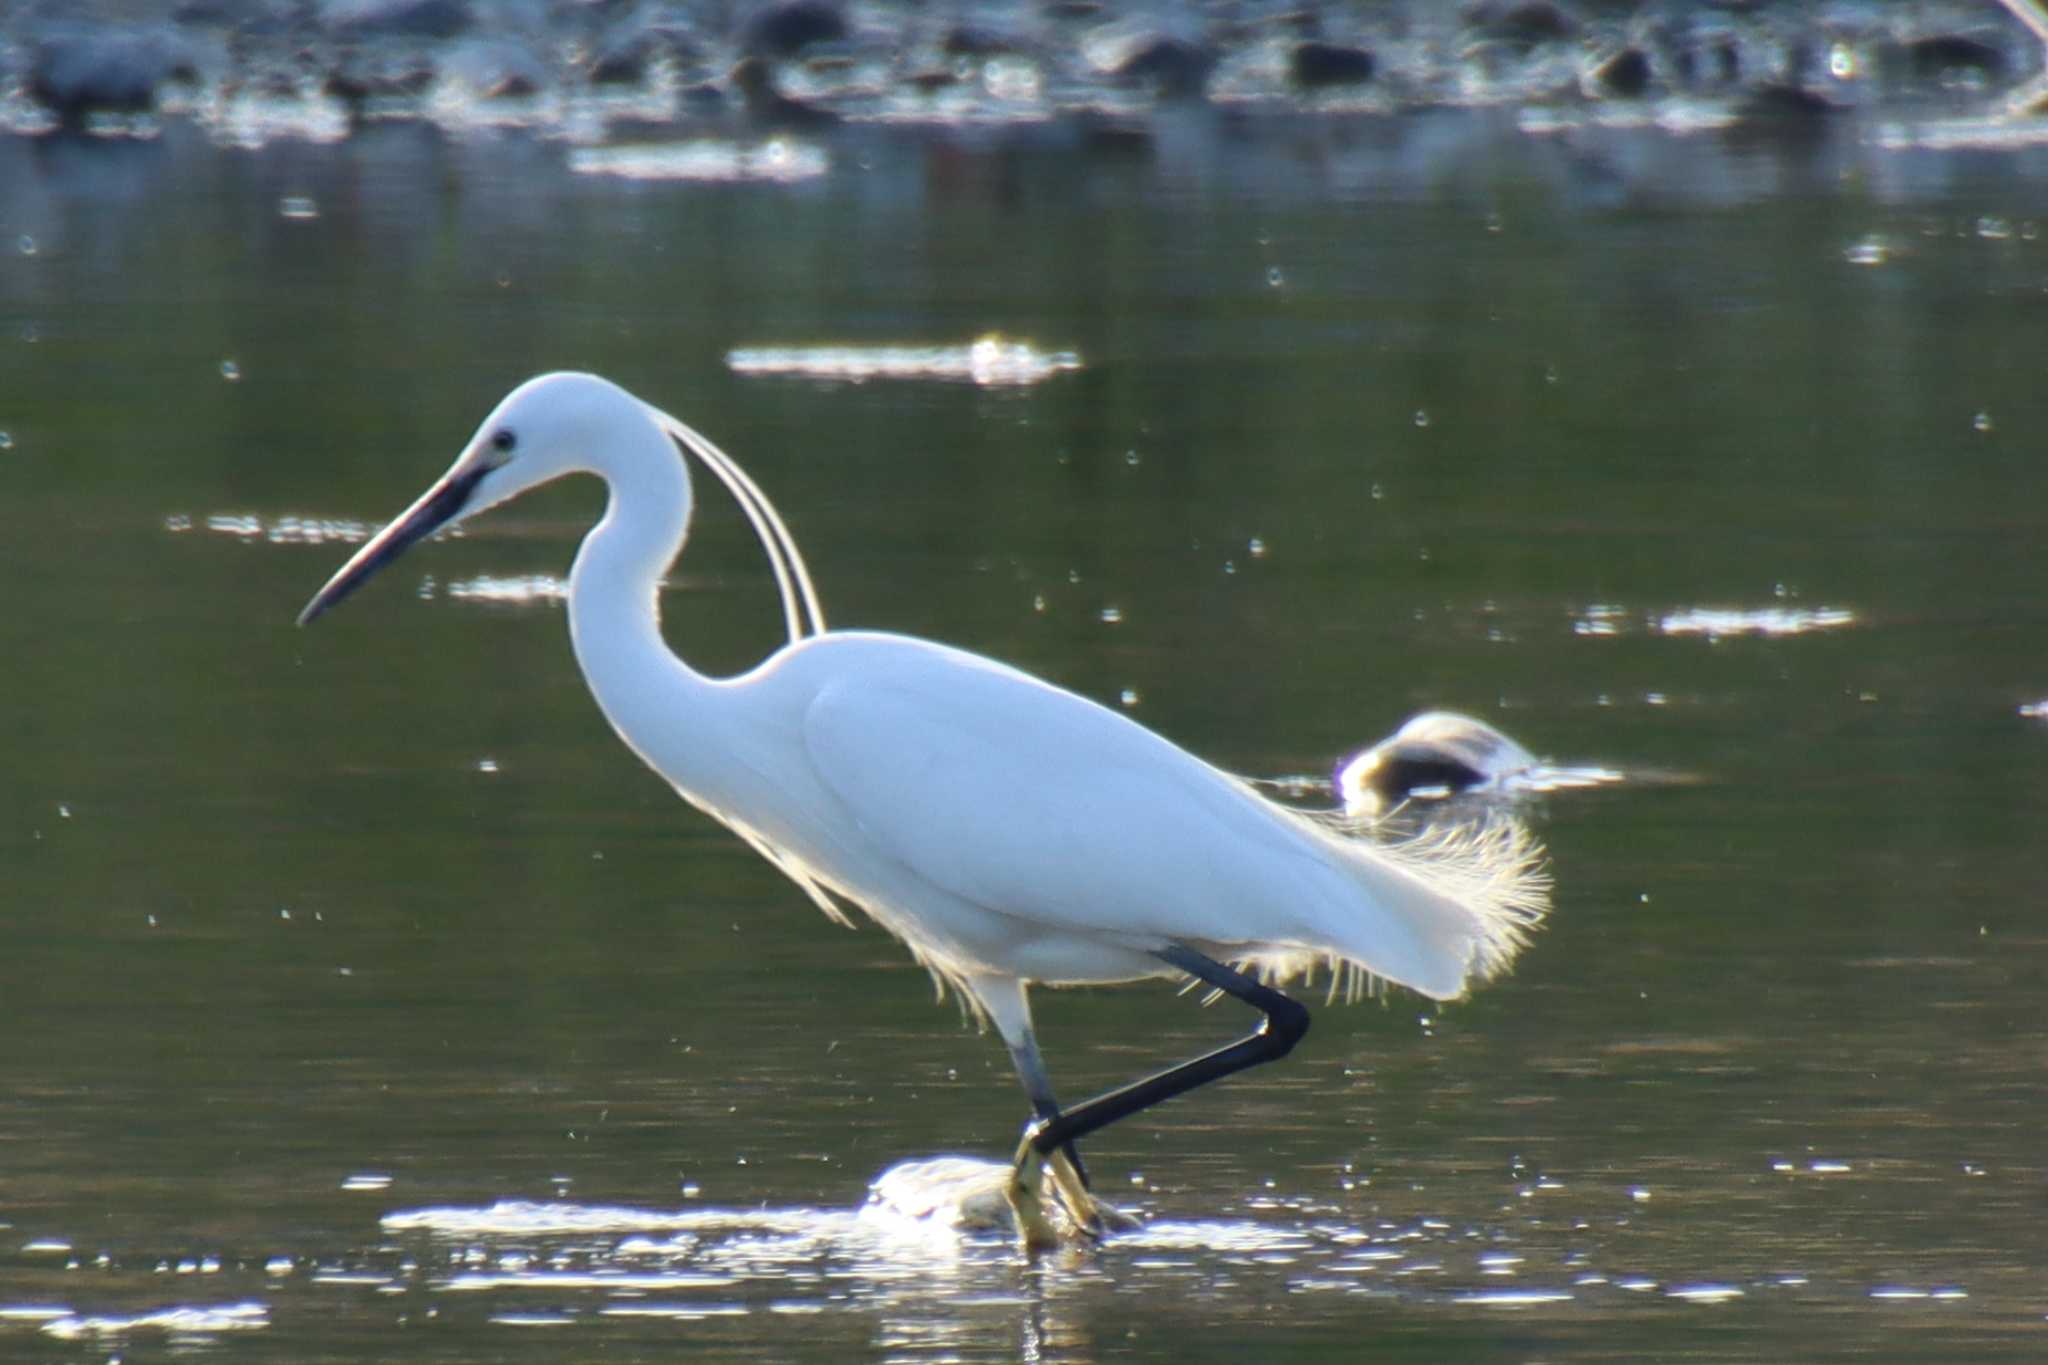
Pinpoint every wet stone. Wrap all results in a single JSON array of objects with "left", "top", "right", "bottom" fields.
[
  {"left": 1899, "top": 33, "right": 2008, "bottom": 83},
  {"left": 1590, "top": 45, "right": 1651, "bottom": 97},
  {"left": 587, "top": 29, "right": 657, "bottom": 85},
  {"left": 321, "top": 0, "right": 472, "bottom": 40},
  {"left": 739, "top": 1, "right": 849, "bottom": 60},
  {"left": 939, "top": 23, "right": 1027, "bottom": 59},
  {"left": 322, "top": 51, "right": 438, "bottom": 107},
  {"left": 440, "top": 38, "right": 548, "bottom": 100},
  {"left": 1102, "top": 33, "right": 1217, "bottom": 99},
  {"left": 28, "top": 24, "right": 193, "bottom": 118},
  {"left": 1289, "top": 40, "right": 1376, "bottom": 90},
  {"left": 1462, "top": 0, "right": 1580, "bottom": 52}
]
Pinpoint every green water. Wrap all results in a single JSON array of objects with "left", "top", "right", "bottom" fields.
[{"left": 2, "top": 112, "right": 2046, "bottom": 1359}]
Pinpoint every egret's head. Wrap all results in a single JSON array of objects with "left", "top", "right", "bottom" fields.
[{"left": 298, "top": 372, "right": 645, "bottom": 625}]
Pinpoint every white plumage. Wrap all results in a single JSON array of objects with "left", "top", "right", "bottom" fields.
[{"left": 301, "top": 371, "right": 1550, "bottom": 1240}]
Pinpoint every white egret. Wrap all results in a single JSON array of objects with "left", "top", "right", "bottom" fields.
[
  {"left": 1336, "top": 712, "right": 1628, "bottom": 821},
  {"left": 1336, "top": 712, "right": 1539, "bottom": 817},
  {"left": 299, "top": 372, "right": 1550, "bottom": 1249}
]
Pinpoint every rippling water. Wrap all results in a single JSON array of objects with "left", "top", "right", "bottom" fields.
[{"left": 3, "top": 95, "right": 2046, "bottom": 1361}]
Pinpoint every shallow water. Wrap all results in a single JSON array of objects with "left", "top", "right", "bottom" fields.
[{"left": 3, "top": 101, "right": 2048, "bottom": 1360}]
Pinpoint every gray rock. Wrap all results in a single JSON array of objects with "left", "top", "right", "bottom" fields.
[
  {"left": 322, "top": 0, "right": 473, "bottom": 39},
  {"left": 1289, "top": 40, "right": 1376, "bottom": 90},
  {"left": 739, "top": 2, "right": 848, "bottom": 60},
  {"left": 28, "top": 25, "right": 196, "bottom": 119}
]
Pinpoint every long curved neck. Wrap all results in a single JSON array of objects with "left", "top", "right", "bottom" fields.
[{"left": 567, "top": 432, "right": 721, "bottom": 784}]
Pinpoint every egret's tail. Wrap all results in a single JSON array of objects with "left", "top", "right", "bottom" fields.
[{"left": 1239, "top": 806, "right": 1552, "bottom": 1004}]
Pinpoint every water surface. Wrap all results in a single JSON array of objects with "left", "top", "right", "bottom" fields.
[{"left": 2, "top": 102, "right": 2046, "bottom": 1361}]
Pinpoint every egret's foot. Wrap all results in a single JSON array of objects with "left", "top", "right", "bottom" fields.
[
  {"left": 1086, "top": 1193, "right": 1143, "bottom": 1234},
  {"left": 1002, "top": 1135, "right": 1071, "bottom": 1254},
  {"left": 1003, "top": 1125, "right": 1143, "bottom": 1252},
  {"left": 1045, "top": 1146, "right": 1140, "bottom": 1233}
]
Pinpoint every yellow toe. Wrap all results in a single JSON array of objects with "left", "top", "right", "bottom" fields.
[{"left": 1004, "top": 1134, "right": 1067, "bottom": 1254}]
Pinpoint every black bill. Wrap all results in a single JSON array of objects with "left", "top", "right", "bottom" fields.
[{"left": 298, "top": 463, "right": 491, "bottom": 626}]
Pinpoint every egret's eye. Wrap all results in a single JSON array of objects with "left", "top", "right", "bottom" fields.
[{"left": 490, "top": 428, "right": 517, "bottom": 453}]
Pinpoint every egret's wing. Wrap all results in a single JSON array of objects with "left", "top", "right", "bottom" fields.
[
  {"left": 797, "top": 650, "right": 1516, "bottom": 997},
  {"left": 803, "top": 660, "right": 1268, "bottom": 934}
]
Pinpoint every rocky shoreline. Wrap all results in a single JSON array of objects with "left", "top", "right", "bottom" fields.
[{"left": 4, "top": 1, "right": 2045, "bottom": 147}]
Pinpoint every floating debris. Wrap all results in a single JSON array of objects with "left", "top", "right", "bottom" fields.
[{"left": 726, "top": 335, "right": 1081, "bottom": 387}]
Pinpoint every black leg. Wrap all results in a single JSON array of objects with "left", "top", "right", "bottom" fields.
[
  {"left": 1006, "top": 1038, "right": 1093, "bottom": 1190},
  {"left": 1024, "top": 944, "right": 1311, "bottom": 1158},
  {"left": 1037, "top": 1108, "right": 1092, "bottom": 1192}
]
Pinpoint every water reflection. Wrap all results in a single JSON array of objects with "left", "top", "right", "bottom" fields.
[
  {"left": 1656, "top": 605, "right": 1857, "bottom": 638},
  {"left": 40, "top": 1301, "right": 269, "bottom": 1344},
  {"left": 446, "top": 574, "right": 570, "bottom": 606},
  {"left": 1, "top": 1141, "right": 2035, "bottom": 1359},
  {"left": 568, "top": 139, "right": 829, "bottom": 184},
  {"left": 727, "top": 337, "right": 1083, "bottom": 387},
  {"left": 377, "top": 1197, "right": 1101, "bottom": 1356},
  {"left": 1572, "top": 602, "right": 1859, "bottom": 639},
  {"left": 169, "top": 511, "right": 374, "bottom": 545}
]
